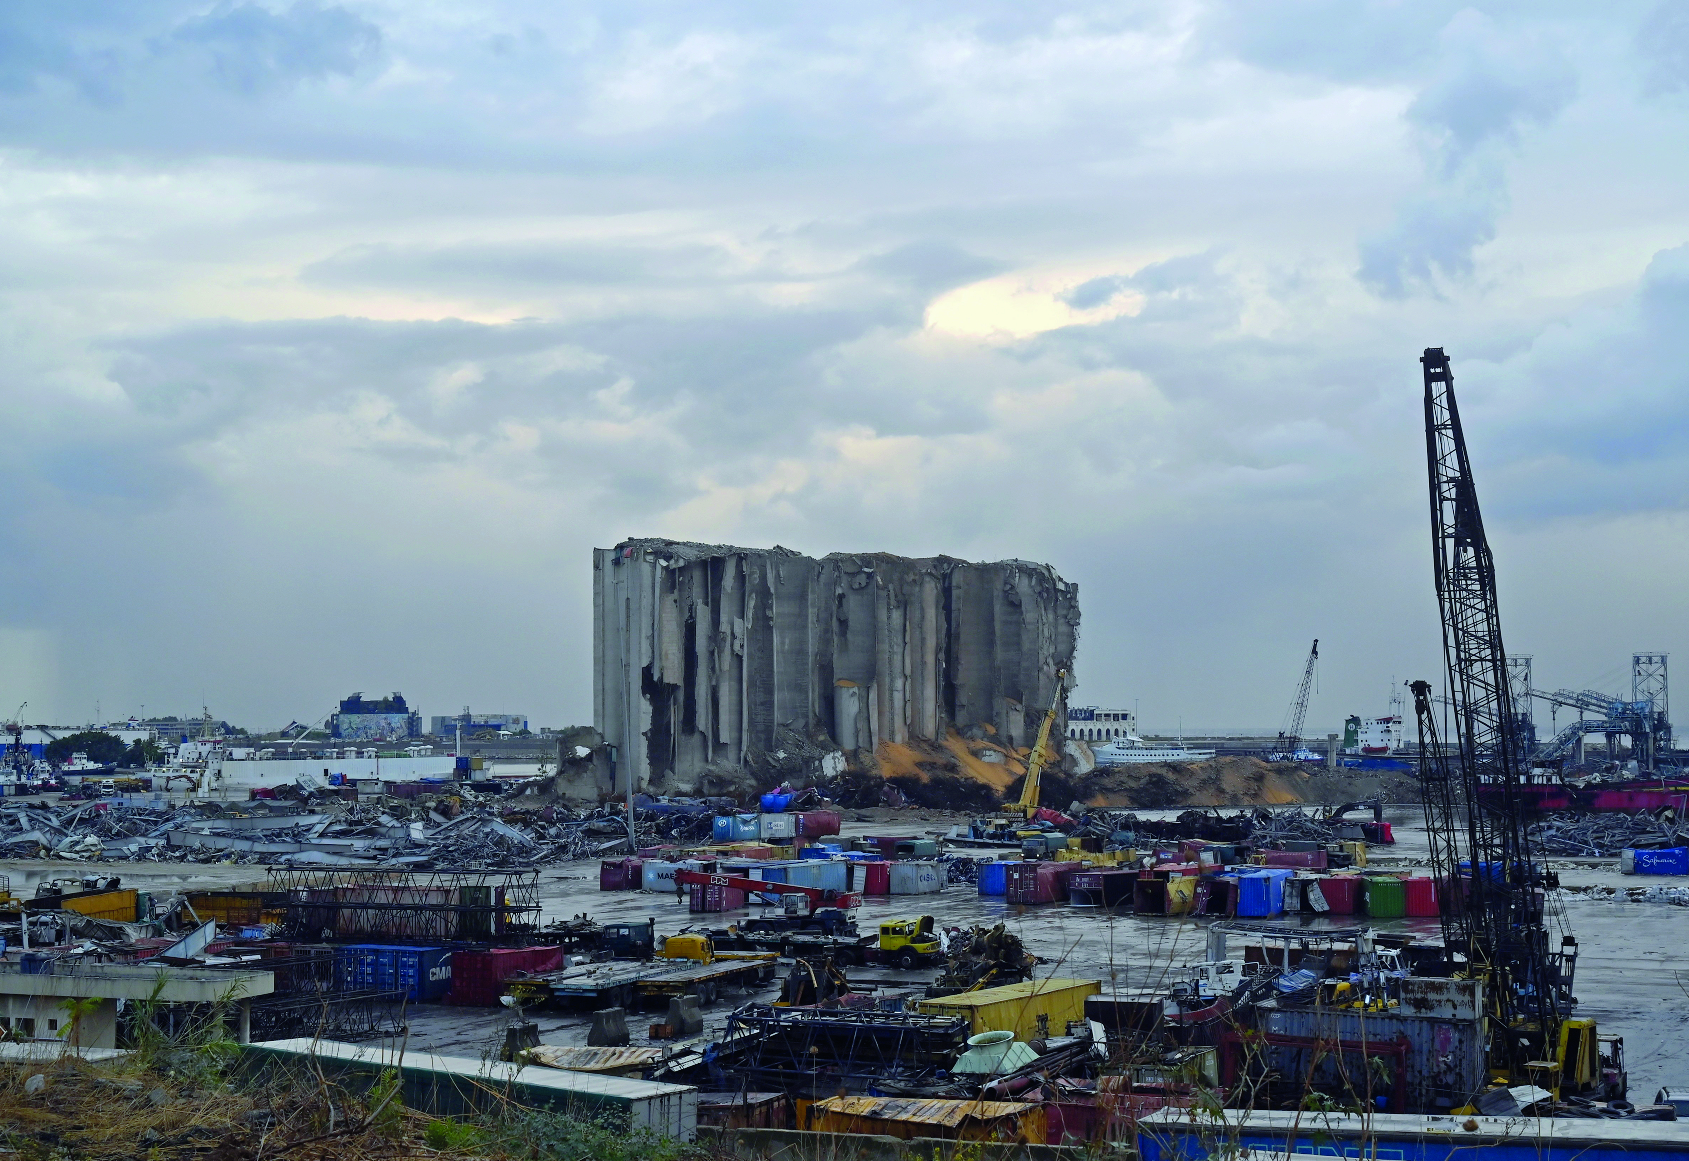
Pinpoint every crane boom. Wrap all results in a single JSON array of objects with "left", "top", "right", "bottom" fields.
[
  {"left": 1016, "top": 669, "right": 1068, "bottom": 818},
  {"left": 1275, "top": 640, "right": 1318, "bottom": 759},
  {"left": 1416, "top": 346, "right": 1569, "bottom": 1079}
]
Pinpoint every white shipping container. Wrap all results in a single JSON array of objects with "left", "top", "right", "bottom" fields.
[
  {"left": 758, "top": 812, "right": 797, "bottom": 841},
  {"left": 888, "top": 862, "right": 943, "bottom": 895}
]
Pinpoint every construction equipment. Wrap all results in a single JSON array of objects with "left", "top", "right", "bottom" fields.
[
  {"left": 1410, "top": 346, "right": 1589, "bottom": 1091},
  {"left": 672, "top": 870, "right": 861, "bottom": 914},
  {"left": 1271, "top": 640, "right": 1318, "bottom": 761},
  {"left": 864, "top": 916, "right": 943, "bottom": 969},
  {"left": 1015, "top": 668, "right": 1068, "bottom": 818}
]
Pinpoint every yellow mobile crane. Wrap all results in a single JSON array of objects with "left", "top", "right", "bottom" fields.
[{"left": 1014, "top": 669, "right": 1067, "bottom": 819}]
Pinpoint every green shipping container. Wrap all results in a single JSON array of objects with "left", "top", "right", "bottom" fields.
[{"left": 1363, "top": 876, "right": 1405, "bottom": 918}]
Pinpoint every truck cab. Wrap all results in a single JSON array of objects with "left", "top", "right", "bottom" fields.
[
  {"left": 874, "top": 916, "right": 942, "bottom": 969},
  {"left": 600, "top": 919, "right": 656, "bottom": 960}
]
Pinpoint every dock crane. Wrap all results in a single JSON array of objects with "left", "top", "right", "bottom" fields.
[
  {"left": 1271, "top": 640, "right": 1318, "bottom": 761},
  {"left": 1410, "top": 348, "right": 1610, "bottom": 1097},
  {"left": 1015, "top": 669, "right": 1068, "bottom": 818}
]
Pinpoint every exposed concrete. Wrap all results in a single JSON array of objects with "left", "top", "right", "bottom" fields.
[
  {"left": 0, "top": 962, "right": 272, "bottom": 1050},
  {"left": 594, "top": 540, "right": 1079, "bottom": 796}
]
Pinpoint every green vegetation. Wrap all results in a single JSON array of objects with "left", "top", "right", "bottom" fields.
[{"left": 43, "top": 730, "right": 124, "bottom": 765}]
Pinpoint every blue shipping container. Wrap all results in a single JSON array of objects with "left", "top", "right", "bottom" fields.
[
  {"left": 730, "top": 814, "right": 761, "bottom": 841},
  {"left": 1631, "top": 847, "right": 1689, "bottom": 875},
  {"left": 978, "top": 861, "right": 1010, "bottom": 896},
  {"left": 711, "top": 816, "right": 735, "bottom": 843},
  {"left": 1237, "top": 869, "right": 1295, "bottom": 918},
  {"left": 808, "top": 861, "right": 848, "bottom": 894},
  {"left": 346, "top": 945, "right": 452, "bottom": 1002}
]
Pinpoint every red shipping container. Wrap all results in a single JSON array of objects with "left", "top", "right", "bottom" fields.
[
  {"left": 1007, "top": 861, "right": 1076, "bottom": 904},
  {"left": 689, "top": 885, "right": 747, "bottom": 912},
  {"left": 1261, "top": 850, "right": 1329, "bottom": 870},
  {"left": 855, "top": 861, "right": 891, "bottom": 895},
  {"left": 600, "top": 859, "right": 634, "bottom": 890},
  {"left": 796, "top": 811, "right": 842, "bottom": 838},
  {"left": 1310, "top": 876, "right": 1360, "bottom": 915},
  {"left": 1401, "top": 876, "right": 1439, "bottom": 916},
  {"left": 447, "top": 945, "right": 564, "bottom": 1006}
]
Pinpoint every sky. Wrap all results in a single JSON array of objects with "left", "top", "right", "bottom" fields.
[{"left": 2, "top": 1, "right": 1688, "bottom": 736}]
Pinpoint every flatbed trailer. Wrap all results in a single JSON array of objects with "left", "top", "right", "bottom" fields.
[
  {"left": 508, "top": 954, "right": 778, "bottom": 1009},
  {"left": 706, "top": 929, "right": 874, "bottom": 964}
]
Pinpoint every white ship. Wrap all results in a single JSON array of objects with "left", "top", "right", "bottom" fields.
[{"left": 1092, "top": 735, "right": 1216, "bottom": 766}]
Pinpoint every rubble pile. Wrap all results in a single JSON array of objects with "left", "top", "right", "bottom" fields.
[
  {"left": 1531, "top": 809, "right": 1688, "bottom": 857},
  {"left": 0, "top": 787, "right": 722, "bottom": 869}
]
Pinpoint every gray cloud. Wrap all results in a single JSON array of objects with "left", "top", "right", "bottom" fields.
[
  {"left": 1359, "top": 11, "right": 1576, "bottom": 298},
  {"left": 170, "top": 2, "right": 383, "bottom": 96},
  {"left": 1639, "top": 0, "right": 1689, "bottom": 94}
]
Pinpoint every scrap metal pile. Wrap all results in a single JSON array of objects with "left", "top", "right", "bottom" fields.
[
  {"left": 1530, "top": 809, "right": 1689, "bottom": 857},
  {"left": 0, "top": 788, "right": 721, "bottom": 869}
]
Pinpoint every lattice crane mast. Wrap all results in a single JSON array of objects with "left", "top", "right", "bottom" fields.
[
  {"left": 1273, "top": 639, "right": 1318, "bottom": 761},
  {"left": 1412, "top": 347, "right": 1575, "bottom": 1083}
]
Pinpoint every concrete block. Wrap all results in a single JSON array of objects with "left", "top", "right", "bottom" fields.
[
  {"left": 666, "top": 994, "right": 704, "bottom": 1036},
  {"left": 587, "top": 1007, "right": 629, "bottom": 1047}
]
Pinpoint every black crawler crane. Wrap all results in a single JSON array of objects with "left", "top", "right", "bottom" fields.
[{"left": 1411, "top": 347, "right": 1580, "bottom": 1085}]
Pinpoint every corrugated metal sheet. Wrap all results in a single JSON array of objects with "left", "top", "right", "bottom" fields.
[
  {"left": 810, "top": 1096, "right": 1037, "bottom": 1128},
  {"left": 524, "top": 1045, "right": 664, "bottom": 1073}
]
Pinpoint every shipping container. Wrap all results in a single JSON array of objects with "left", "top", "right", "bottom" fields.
[
  {"left": 893, "top": 838, "right": 941, "bottom": 859},
  {"left": 689, "top": 885, "right": 747, "bottom": 912},
  {"left": 1134, "top": 874, "right": 1199, "bottom": 916},
  {"left": 758, "top": 813, "right": 797, "bottom": 841},
  {"left": 807, "top": 860, "right": 849, "bottom": 894},
  {"left": 58, "top": 888, "right": 140, "bottom": 924},
  {"left": 641, "top": 859, "right": 710, "bottom": 893},
  {"left": 1313, "top": 875, "right": 1360, "bottom": 914},
  {"left": 341, "top": 944, "right": 452, "bottom": 1002},
  {"left": 852, "top": 861, "right": 891, "bottom": 896},
  {"left": 711, "top": 815, "right": 735, "bottom": 843},
  {"left": 1629, "top": 847, "right": 1689, "bottom": 875},
  {"left": 1401, "top": 877, "right": 1439, "bottom": 916},
  {"left": 917, "top": 978, "right": 1101, "bottom": 1042},
  {"left": 1192, "top": 875, "right": 1237, "bottom": 916},
  {"left": 1068, "top": 869, "right": 1136, "bottom": 908},
  {"left": 1235, "top": 869, "right": 1294, "bottom": 918},
  {"left": 730, "top": 814, "right": 761, "bottom": 841},
  {"left": 1007, "top": 860, "right": 1076, "bottom": 904},
  {"left": 888, "top": 862, "right": 943, "bottom": 895},
  {"left": 241, "top": 1038, "right": 697, "bottom": 1138},
  {"left": 448, "top": 946, "right": 564, "bottom": 1006},
  {"left": 697, "top": 1092, "right": 790, "bottom": 1130},
  {"left": 600, "top": 859, "right": 641, "bottom": 891},
  {"left": 1259, "top": 850, "right": 1328, "bottom": 870},
  {"left": 795, "top": 811, "right": 841, "bottom": 838},
  {"left": 977, "top": 861, "right": 1011, "bottom": 897},
  {"left": 1257, "top": 1001, "right": 1485, "bottom": 1112},
  {"left": 1363, "top": 875, "right": 1407, "bottom": 918}
]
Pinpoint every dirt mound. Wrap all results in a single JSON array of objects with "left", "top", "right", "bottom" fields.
[{"left": 1077, "top": 756, "right": 1307, "bottom": 808}]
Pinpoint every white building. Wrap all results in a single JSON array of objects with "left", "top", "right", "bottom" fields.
[{"left": 1067, "top": 706, "right": 1137, "bottom": 743}]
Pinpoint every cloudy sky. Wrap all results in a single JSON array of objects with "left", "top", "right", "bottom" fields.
[{"left": 3, "top": 1, "right": 1688, "bottom": 736}]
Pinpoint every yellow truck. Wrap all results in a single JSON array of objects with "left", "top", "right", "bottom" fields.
[{"left": 866, "top": 916, "right": 943, "bottom": 970}]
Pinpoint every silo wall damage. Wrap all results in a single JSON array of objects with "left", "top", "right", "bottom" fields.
[{"left": 592, "top": 539, "right": 1079, "bottom": 800}]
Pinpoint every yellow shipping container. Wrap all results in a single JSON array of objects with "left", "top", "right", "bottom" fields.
[
  {"left": 1055, "top": 848, "right": 1128, "bottom": 866},
  {"left": 61, "top": 889, "right": 138, "bottom": 923},
  {"left": 1342, "top": 841, "right": 1368, "bottom": 868},
  {"left": 805, "top": 1096, "right": 1046, "bottom": 1144},
  {"left": 1165, "top": 874, "right": 1197, "bottom": 915},
  {"left": 916, "top": 977, "right": 1100, "bottom": 1042}
]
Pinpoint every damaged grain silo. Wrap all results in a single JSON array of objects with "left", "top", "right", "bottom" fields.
[{"left": 592, "top": 539, "right": 1079, "bottom": 799}]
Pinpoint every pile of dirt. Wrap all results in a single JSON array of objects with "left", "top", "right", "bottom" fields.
[
  {"left": 830, "top": 734, "right": 1421, "bottom": 812},
  {"left": 1072, "top": 757, "right": 1423, "bottom": 809},
  {"left": 1076, "top": 756, "right": 1308, "bottom": 808}
]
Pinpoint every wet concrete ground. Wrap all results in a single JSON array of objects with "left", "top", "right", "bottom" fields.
[{"left": 8, "top": 803, "right": 1688, "bottom": 1100}]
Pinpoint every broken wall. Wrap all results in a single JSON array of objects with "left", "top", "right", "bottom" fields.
[{"left": 593, "top": 539, "right": 1079, "bottom": 796}]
